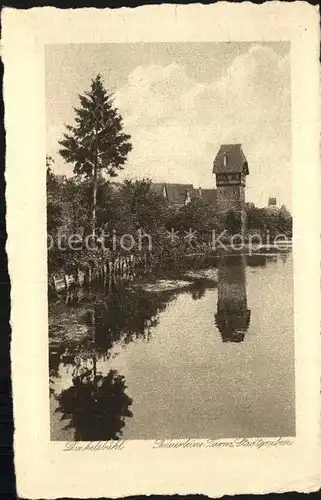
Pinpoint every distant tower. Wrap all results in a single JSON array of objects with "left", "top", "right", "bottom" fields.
[
  {"left": 214, "top": 255, "right": 251, "bottom": 342},
  {"left": 268, "top": 197, "right": 277, "bottom": 207},
  {"left": 213, "top": 144, "right": 249, "bottom": 234}
]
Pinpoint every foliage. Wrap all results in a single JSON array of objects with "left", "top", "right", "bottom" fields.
[
  {"left": 225, "top": 210, "right": 242, "bottom": 235},
  {"left": 167, "top": 198, "right": 223, "bottom": 233},
  {"left": 47, "top": 152, "right": 293, "bottom": 274},
  {"left": 120, "top": 179, "right": 167, "bottom": 232},
  {"left": 56, "top": 368, "right": 133, "bottom": 441},
  {"left": 246, "top": 203, "right": 292, "bottom": 237},
  {"left": 59, "top": 74, "right": 132, "bottom": 234}
]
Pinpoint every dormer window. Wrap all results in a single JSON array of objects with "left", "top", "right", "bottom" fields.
[{"left": 223, "top": 153, "right": 228, "bottom": 168}]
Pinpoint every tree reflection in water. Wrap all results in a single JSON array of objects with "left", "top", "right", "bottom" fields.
[
  {"left": 56, "top": 366, "right": 133, "bottom": 441},
  {"left": 50, "top": 280, "right": 177, "bottom": 440},
  {"left": 92, "top": 283, "right": 169, "bottom": 353},
  {"left": 188, "top": 280, "right": 207, "bottom": 300}
]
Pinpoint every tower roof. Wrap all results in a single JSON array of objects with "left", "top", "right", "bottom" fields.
[
  {"left": 215, "top": 310, "right": 251, "bottom": 343},
  {"left": 213, "top": 144, "right": 249, "bottom": 174}
]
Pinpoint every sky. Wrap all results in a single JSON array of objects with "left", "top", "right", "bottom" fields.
[{"left": 46, "top": 42, "right": 291, "bottom": 208}]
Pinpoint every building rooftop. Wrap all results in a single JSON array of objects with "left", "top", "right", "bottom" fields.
[
  {"left": 213, "top": 144, "right": 249, "bottom": 174},
  {"left": 166, "top": 184, "right": 194, "bottom": 204},
  {"left": 150, "top": 182, "right": 194, "bottom": 205},
  {"left": 150, "top": 183, "right": 166, "bottom": 197}
]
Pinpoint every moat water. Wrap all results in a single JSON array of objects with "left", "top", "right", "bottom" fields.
[{"left": 49, "top": 252, "right": 295, "bottom": 441}]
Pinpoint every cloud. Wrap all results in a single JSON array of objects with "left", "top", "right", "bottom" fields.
[
  {"left": 113, "top": 44, "right": 291, "bottom": 208},
  {"left": 115, "top": 63, "right": 194, "bottom": 128}
]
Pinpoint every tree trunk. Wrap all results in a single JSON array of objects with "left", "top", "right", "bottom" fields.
[
  {"left": 92, "top": 163, "right": 98, "bottom": 237},
  {"left": 92, "top": 123, "right": 100, "bottom": 238},
  {"left": 93, "top": 355, "right": 97, "bottom": 377}
]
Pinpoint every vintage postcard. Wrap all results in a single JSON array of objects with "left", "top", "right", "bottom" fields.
[{"left": 3, "top": 3, "right": 321, "bottom": 498}]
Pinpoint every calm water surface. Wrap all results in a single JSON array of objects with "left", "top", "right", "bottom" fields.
[{"left": 49, "top": 252, "right": 295, "bottom": 440}]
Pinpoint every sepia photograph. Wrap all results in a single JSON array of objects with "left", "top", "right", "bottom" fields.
[
  {"left": 5, "top": 4, "right": 320, "bottom": 497},
  {"left": 46, "top": 41, "right": 295, "bottom": 441}
]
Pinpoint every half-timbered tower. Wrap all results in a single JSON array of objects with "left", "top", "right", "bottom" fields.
[{"left": 213, "top": 144, "right": 249, "bottom": 233}]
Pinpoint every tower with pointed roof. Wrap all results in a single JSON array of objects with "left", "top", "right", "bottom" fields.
[{"left": 213, "top": 144, "right": 249, "bottom": 234}]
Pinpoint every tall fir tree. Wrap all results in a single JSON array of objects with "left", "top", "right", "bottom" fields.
[{"left": 59, "top": 74, "right": 132, "bottom": 236}]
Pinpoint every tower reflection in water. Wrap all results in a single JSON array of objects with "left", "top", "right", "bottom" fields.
[{"left": 215, "top": 255, "right": 251, "bottom": 342}]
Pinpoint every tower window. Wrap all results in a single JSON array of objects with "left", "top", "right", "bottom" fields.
[{"left": 223, "top": 153, "right": 228, "bottom": 168}]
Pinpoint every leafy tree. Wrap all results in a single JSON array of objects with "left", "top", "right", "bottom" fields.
[
  {"left": 47, "top": 165, "right": 94, "bottom": 273},
  {"left": 47, "top": 156, "right": 61, "bottom": 232},
  {"left": 120, "top": 179, "right": 167, "bottom": 232},
  {"left": 96, "top": 182, "right": 136, "bottom": 238},
  {"left": 59, "top": 74, "right": 132, "bottom": 236},
  {"left": 245, "top": 204, "right": 265, "bottom": 231},
  {"left": 56, "top": 369, "right": 133, "bottom": 440},
  {"left": 180, "top": 198, "right": 223, "bottom": 234},
  {"left": 278, "top": 204, "right": 292, "bottom": 235},
  {"left": 96, "top": 179, "right": 169, "bottom": 255},
  {"left": 225, "top": 210, "right": 242, "bottom": 235},
  {"left": 245, "top": 203, "right": 292, "bottom": 238},
  {"left": 165, "top": 198, "right": 223, "bottom": 246},
  {"left": 46, "top": 155, "right": 56, "bottom": 183}
]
